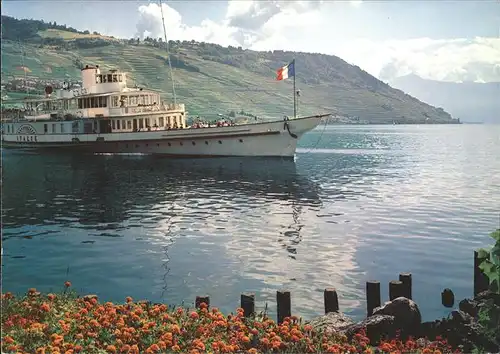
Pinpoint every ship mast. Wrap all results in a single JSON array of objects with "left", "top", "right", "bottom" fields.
[{"left": 159, "top": 0, "right": 177, "bottom": 105}]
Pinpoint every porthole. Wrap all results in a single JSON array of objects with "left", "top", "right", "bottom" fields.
[
  {"left": 168, "top": 142, "right": 171, "bottom": 146},
  {"left": 145, "top": 143, "right": 149, "bottom": 147},
  {"left": 180, "top": 142, "right": 183, "bottom": 146},
  {"left": 205, "top": 141, "right": 208, "bottom": 145},
  {"left": 135, "top": 144, "right": 139, "bottom": 148},
  {"left": 239, "top": 139, "right": 243, "bottom": 143},
  {"left": 218, "top": 140, "right": 222, "bottom": 144},
  {"left": 157, "top": 143, "right": 160, "bottom": 147},
  {"left": 192, "top": 141, "right": 196, "bottom": 145}
]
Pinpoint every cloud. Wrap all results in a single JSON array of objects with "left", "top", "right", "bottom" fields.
[
  {"left": 135, "top": 1, "right": 500, "bottom": 83},
  {"left": 136, "top": 3, "right": 238, "bottom": 47},
  {"left": 333, "top": 37, "right": 500, "bottom": 83},
  {"left": 350, "top": 0, "right": 363, "bottom": 8}
]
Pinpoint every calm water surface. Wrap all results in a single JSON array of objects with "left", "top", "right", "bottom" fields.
[{"left": 2, "top": 125, "right": 500, "bottom": 321}]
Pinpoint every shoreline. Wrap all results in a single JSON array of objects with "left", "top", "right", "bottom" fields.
[{"left": 2, "top": 282, "right": 499, "bottom": 354}]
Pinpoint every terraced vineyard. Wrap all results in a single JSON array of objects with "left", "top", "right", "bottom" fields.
[{"left": 1, "top": 20, "right": 458, "bottom": 123}]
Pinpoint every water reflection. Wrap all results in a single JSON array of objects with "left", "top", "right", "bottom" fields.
[{"left": 2, "top": 152, "right": 322, "bottom": 230}]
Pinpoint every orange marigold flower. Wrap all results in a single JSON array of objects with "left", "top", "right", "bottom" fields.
[
  {"left": 73, "top": 345, "right": 82, "bottom": 353},
  {"left": 421, "top": 349, "right": 433, "bottom": 354},
  {"left": 120, "top": 345, "right": 131, "bottom": 353},
  {"left": 64, "top": 281, "right": 71, "bottom": 287},
  {"left": 106, "top": 345, "right": 117, "bottom": 353},
  {"left": 3, "top": 336, "right": 15, "bottom": 344},
  {"left": 125, "top": 296, "right": 133, "bottom": 303},
  {"left": 36, "top": 348, "right": 46, "bottom": 354},
  {"left": 171, "top": 345, "right": 180, "bottom": 352},
  {"left": 248, "top": 349, "right": 258, "bottom": 354},
  {"left": 40, "top": 302, "right": 51, "bottom": 312}
]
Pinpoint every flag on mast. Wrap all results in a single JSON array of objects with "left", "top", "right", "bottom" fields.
[{"left": 276, "top": 60, "right": 295, "bottom": 81}]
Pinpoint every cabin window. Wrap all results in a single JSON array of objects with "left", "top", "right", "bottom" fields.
[
  {"left": 90, "top": 97, "right": 96, "bottom": 108},
  {"left": 139, "top": 95, "right": 145, "bottom": 105},
  {"left": 44, "top": 124, "right": 48, "bottom": 133},
  {"left": 107, "top": 74, "right": 113, "bottom": 82},
  {"left": 144, "top": 118, "right": 150, "bottom": 128},
  {"left": 130, "top": 96, "right": 137, "bottom": 105},
  {"left": 60, "top": 123, "right": 65, "bottom": 133},
  {"left": 52, "top": 124, "right": 56, "bottom": 133},
  {"left": 102, "top": 75, "right": 107, "bottom": 83},
  {"left": 127, "top": 121, "right": 132, "bottom": 129},
  {"left": 112, "top": 120, "right": 116, "bottom": 129},
  {"left": 116, "top": 120, "right": 121, "bottom": 129},
  {"left": 139, "top": 118, "right": 144, "bottom": 129},
  {"left": 77, "top": 99, "right": 82, "bottom": 109},
  {"left": 159, "top": 117, "right": 164, "bottom": 127},
  {"left": 112, "top": 74, "right": 118, "bottom": 82},
  {"left": 96, "top": 75, "right": 102, "bottom": 83}
]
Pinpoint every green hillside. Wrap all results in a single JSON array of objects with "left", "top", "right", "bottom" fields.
[{"left": 1, "top": 15, "right": 458, "bottom": 124}]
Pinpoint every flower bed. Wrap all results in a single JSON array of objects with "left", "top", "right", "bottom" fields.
[{"left": 1, "top": 283, "right": 459, "bottom": 354}]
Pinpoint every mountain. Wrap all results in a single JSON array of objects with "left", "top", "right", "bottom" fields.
[
  {"left": 390, "top": 74, "right": 500, "bottom": 124},
  {"left": 0, "top": 15, "right": 458, "bottom": 124}
]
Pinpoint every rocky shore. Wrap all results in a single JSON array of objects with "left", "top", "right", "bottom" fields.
[{"left": 306, "top": 291, "right": 500, "bottom": 353}]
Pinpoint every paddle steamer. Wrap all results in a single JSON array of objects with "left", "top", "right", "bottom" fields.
[{"left": 1, "top": 64, "right": 327, "bottom": 157}]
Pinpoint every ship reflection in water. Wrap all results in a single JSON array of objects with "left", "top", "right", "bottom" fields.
[{"left": 4, "top": 151, "right": 368, "bottom": 319}]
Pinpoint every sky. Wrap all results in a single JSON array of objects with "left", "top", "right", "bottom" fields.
[{"left": 2, "top": 0, "right": 500, "bottom": 83}]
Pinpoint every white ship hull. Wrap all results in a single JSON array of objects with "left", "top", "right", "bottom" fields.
[{"left": 2, "top": 115, "right": 326, "bottom": 158}]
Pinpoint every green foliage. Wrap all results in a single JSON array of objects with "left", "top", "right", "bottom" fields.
[
  {"left": 1, "top": 15, "right": 82, "bottom": 41},
  {"left": 477, "top": 229, "right": 500, "bottom": 293},
  {"left": 476, "top": 299, "right": 500, "bottom": 351}
]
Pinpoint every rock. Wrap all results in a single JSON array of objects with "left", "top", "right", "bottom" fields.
[
  {"left": 419, "top": 310, "right": 499, "bottom": 353},
  {"left": 344, "top": 314, "right": 396, "bottom": 344},
  {"left": 459, "top": 290, "right": 500, "bottom": 318},
  {"left": 475, "top": 290, "right": 500, "bottom": 307},
  {"left": 306, "top": 312, "right": 355, "bottom": 333},
  {"left": 372, "top": 297, "right": 421, "bottom": 334}
]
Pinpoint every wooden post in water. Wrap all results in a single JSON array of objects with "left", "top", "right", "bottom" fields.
[
  {"left": 366, "top": 281, "right": 381, "bottom": 316},
  {"left": 195, "top": 295, "right": 210, "bottom": 309},
  {"left": 241, "top": 293, "right": 255, "bottom": 317},
  {"left": 324, "top": 288, "right": 339, "bottom": 314},
  {"left": 399, "top": 273, "right": 413, "bottom": 299},
  {"left": 474, "top": 251, "right": 490, "bottom": 296},
  {"left": 389, "top": 280, "right": 404, "bottom": 300},
  {"left": 277, "top": 290, "right": 291, "bottom": 324},
  {"left": 441, "top": 288, "right": 455, "bottom": 308}
]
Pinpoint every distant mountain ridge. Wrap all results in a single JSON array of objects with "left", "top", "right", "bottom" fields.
[
  {"left": 390, "top": 74, "right": 500, "bottom": 124},
  {"left": 1, "top": 15, "right": 458, "bottom": 124}
]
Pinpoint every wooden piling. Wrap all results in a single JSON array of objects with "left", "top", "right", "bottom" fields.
[
  {"left": 324, "top": 288, "right": 339, "bottom": 314},
  {"left": 474, "top": 250, "right": 490, "bottom": 296},
  {"left": 366, "top": 281, "right": 381, "bottom": 316},
  {"left": 276, "top": 290, "right": 291, "bottom": 324},
  {"left": 195, "top": 295, "right": 210, "bottom": 309},
  {"left": 399, "top": 273, "right": 413, "bottom": 299},
  {"left": 240, "top": 293, "right": 255, "bottom": 317},
  {"left": 389, "top": 280, "right": 404, "bottom": 300},
  {"left": 441, "top": 288, "right": 455, "bottom": 308}
]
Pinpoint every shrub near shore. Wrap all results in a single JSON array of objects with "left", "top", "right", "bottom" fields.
[{"left": 1, "top": 282, "right": 457, "bottom": 354}]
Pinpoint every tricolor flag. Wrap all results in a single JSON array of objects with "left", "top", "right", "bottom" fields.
[{"left": 276, "top": 60, "right": 295, "bottom": 81}]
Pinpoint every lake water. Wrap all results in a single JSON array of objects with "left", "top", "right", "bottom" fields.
[{"left": 2, "top": 124, "right": 500, "bottom": 322}]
